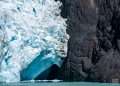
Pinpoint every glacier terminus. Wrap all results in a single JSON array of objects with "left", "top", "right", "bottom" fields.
[{"left": 0, "top": 0, "right": 69, "bottom": 82}]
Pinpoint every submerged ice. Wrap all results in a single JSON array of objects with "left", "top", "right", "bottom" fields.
[{"left": 0, "top": 0, "right": 69, "bottom": 82}]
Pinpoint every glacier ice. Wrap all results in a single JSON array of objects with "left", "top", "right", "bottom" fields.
[{"left": 0, "top": 0, "right": 69, "bottom": 82}]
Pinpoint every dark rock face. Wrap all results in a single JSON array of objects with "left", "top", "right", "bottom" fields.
[
  {"left": 58, "top": 0, "right": 98, "bottom": 81},
  {"left": 90, "top": 0, "right": 120, "bottom": 83},
  {"left": 57, "top": 0, "right": 120, "bottom": 83}
]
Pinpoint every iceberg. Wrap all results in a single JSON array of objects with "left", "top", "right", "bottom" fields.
[{"left": 0, "top": 0, "right": 69, "bottom": 82}]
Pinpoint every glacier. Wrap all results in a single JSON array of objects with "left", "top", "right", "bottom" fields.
[{"left": 0, "top": 0, "right": 69, "bottom": 82}]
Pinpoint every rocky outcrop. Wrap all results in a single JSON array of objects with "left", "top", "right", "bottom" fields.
[
  {"left": 58, "top": 0, "right": 120, "bottom": 83},
  {"left": 90, "top": 0, "right": 120, "bottom": 83},
  {"left": 58, "top": 0, "right": 98, "bottom": 81}
]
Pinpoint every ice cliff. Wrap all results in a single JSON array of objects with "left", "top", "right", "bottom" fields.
[{"left": 0, "top": 0, "right": 69, "bottom": 82}]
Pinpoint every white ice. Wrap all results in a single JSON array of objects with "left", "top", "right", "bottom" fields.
[{"left": 0, "top": 0, "right": 69, "bottom": 82}]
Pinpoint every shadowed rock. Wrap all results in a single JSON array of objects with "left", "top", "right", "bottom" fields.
[{"left": 57, "top": 0, "right": 120, "bottom": 83}]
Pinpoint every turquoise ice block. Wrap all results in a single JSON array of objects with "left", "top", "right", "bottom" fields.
[{"left": 20, "top": 54, "right": 61, "bottom": 80}]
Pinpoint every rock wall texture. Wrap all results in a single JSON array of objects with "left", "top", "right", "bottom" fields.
[
  {"left": 58, "top": 0, "right": 98, "bottom": 81},
  {"left": 57, "top": 0, "right": 120, "bottom": 83}
]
